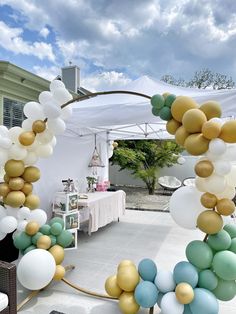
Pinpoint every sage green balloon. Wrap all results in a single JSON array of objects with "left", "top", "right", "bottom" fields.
[
  {"left": 223, "top": 224, "right": 236, "bottom": 238},
  {"left": 151, "top": 94, "right": 164, "bottom": 109},
  {"left": 13, "top": 232, "right": 32, "bottom": 250},
  {"left": 212, "top": 278, "right": 236, "bottom": 301},
  {"left": 49, "top": 217, "right": 65, "bottom": 228},
  {"left": 56, "top": 230, "right": 73, "bottom": 247},
  {"left": 186, "top": 240, "right": 213, "bottom": 269},
  {"left": 49, "top": 235, "right": 57, "bottom": 246},
  {"left": 159, "top": 106, "right": 172, "bottom": 121},
  {"left": 207, "top": 230, "right": 231, "bottom": 251},
  {"left": 39, "top": 224, "right": 51, "bottom": 235},
  {"left": 229, "top": 238, "right": 236, "bottom": 253},
  {"left": 198, "top": 269, "right": 218, "bottom": 291},
  {"left": 152, "top": 106, "right": 160, "bottom": 116},
  {"left": 164, "top": 94, "right": 176, "bottom": 108},
  {"left": 31, "top": 232, "right": 43, "bottom": 245},
  {"left": 23, "top": 245, "right": 36, "bottom": 255},
  {"left": 50, "top": 222, "right": 63, "bottom": 236},
  {"left": 212, "top": 251, "right": 236, "bottom": 280}
]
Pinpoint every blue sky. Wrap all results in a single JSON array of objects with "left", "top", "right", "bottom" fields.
[{"left": 0, "top": 0, "right": 236, "bottom": 91}]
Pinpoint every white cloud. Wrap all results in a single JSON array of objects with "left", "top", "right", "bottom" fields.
[
  {"left": 0, "top": 21, "right": 55, "bottom": 61},
  {"left": 39, "top": 27, "right": 50, "bottom": 38},
  {"left": 33, "top": 65, "right": 60, "bottom": 81}
]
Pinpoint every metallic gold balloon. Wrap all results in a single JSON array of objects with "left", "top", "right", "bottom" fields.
[
  {"left": 32, "top": 120, "right": 46, "bottom": 133},
  {"left": 22, "top": 166, "right": 40, "bottom": 183},
  {"left": 166, "top": 119, "right": 182, "bottom": 135},
  {"left": 5, "top": 191, "right": 26, "bottom": 207},
  {"left": 216, "top": 198, "right": 235, "bottom": 216},
  {"left": 118, "top": 260, "right": 136, "bottom": 271},
  {"left": 21, "top": 182, "right": 33, "bottom": 195},
  {"left": 24, "top": 194, "right": 40, "bottom": 209},
  {"left": 0, "top": 183, "right": 10, "bottom": 197},
  {"left": 184, "top": 133, "right": 209, "bottom": 156},
  {"left": 4, "top": 159, "right": 25, "bottom": 177},
  {"left": 3, "top": 174, "right": 10, "bottom": 183},
  {"left": 119, "top": 292, "right": 140, "bottom": 314},
  {"left": 171, "top": 96, "right": 198, "bottom": 122},
  {"left": 25, "top": 221, "right": 40, "bottom": 236},
  {"left": 37, "top": 235, "right": 51, "bottom": 250},
  {"left": 175, "top": 126, "right": 189, "bottom": 146},
  {"left": 201, "top": 192, "right": 218, "bottom": 208},
  {"left": 8, "top": 177, "right": 25, "bottom": 191},
  {"left": 182, "top": 109, "right": 207, "bottom": 133},
  {"left": 200, "top": 101, "right": 222, "bottom": 120},
  {"left": 53, "top": 265, "right": 65, "bottom": 281},
  {"left": 197, "top": 210, "right": 223, "bottom": 234},
  {"left": 202, "top": 121, "right": 221, "bottom": 140},
  {"left": 175, "top": 283, "right": 194, "bottom": 304},
  {"left": 49, "top": 245, "right": 65, "bottom": 264},
  {"left": 18, "top": 131, "right": 35, "bottom": 146},
  {"left": 195, "top": 160, "right": 214, "bottom": 178},
  {"left": 105, "top": 275, "right": 123, "bottom": 297},
  {"left": 220, "top": 120, "right": 236, "bottom": 143},
  {"left": 117, "top": 266, "right": 140, "bottom": 292}
]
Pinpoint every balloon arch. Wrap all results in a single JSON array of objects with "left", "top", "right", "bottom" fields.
[{"left": 0, "top": 80, "right": 236, "bottom": 314}]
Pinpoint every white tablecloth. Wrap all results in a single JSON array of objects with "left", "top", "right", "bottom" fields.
[{"left": 78, "top": 190, "right": 126, "bottom": 234}]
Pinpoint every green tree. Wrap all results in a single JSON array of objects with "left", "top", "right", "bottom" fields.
[{"left": 111, "top": 140, "right": 183, "bottom": 195}]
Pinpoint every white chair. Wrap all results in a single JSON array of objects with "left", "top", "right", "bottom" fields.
[{"left": 158, "top": 176, "right": 182, "bottom": 194}]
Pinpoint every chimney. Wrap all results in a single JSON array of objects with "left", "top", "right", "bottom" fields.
[{"left": 61, "top": 65, "right": 80, "bottom": 93}]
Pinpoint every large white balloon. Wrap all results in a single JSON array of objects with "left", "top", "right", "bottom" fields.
[
  {"left": 204, "top": 173, "right": 226, "bottom": 194},
  {"left": 169, "top": 186, "right": 206, "bottom": 229},
  {"left": 0, "top": 137, "right": 11, "bottom": 150},
  {"left": 47, "top": 118, "right": 66, "bottom": 135},
  {"left": 17, "top": 249, "right": 56, "bottom": 290},
  {"left": 38, "top": 91, "right": 54, "bottom": 106},
  {"left": 0, "top": 216, "right": 17, "bottom": 234},
  {"left": 0, "top": 231, "right": 7, "bottom": 241},
  {"left": 23, "top": 151, "right": 38, "bottom": 165},
  {"left": 6, "top": 206, "right": 18, "bottom": 218},
  {"left": 216, "top": 185, "right": 236, "bottom": 200},
  {"left": 43, "top": 101, "right": 61, "bottom": 119},
  {"left": 226, "top": 166, "right": 236, "bottom": 187},
  {"left": 8, "top": 126, "right": 22, "bottom": 144},
  {"left": 61, "top": 105, "right": 72, "bottom": 120},
  {"left": 23, "top": 102, "right": 45, "bottom": 120},
  {"left": 9, "top": 144, "right": 27, "bottom": 160},
  {"left": 161, "top": 292, "right": 184, "bottom": 314},
  {"left": 0, "top": 206, "right": 6, "bottom": 220},
  {"left": 28, "top": 209, "right": 47, "bottom": 226},
  {"left": 209, "top": 138, "right": 226, "bottom": 155},
  {"left": 154, "top": 270, "right": 176, "bottom": 293},
  {"left": 50, "top": 80, "right": 65, "bottom": 92},
  {"left": 36, "top": 129, "right": 54, "bottom": 144},
  {"left": 205, "top": 151, "right": 220, "bottom": 162},
  {"left": 52, "top": 87, "right": 73, "bottom": 105},
  {"left": 0, "top": 149, "right": 8, "bottom": 166},
  {"left": 17, "top": 207, "right": 31, "bottom": 220},
  {"left": 213, "top": 160, "right": 231, "bottom": 176},
  {"left": 22, "top": 119, "right": 34, "bottom": 131},
  {"left": 0, "top": 125, "right": 9, "bottom": 137},
  {"left": 50, "top": 136, "right": 57, "bottom": 147},
  {"left": 35, "top": 144, "right": 53, "bottom": 158},
  {"left": 17, "top": 220, "right": 28, "bottom": 232}
]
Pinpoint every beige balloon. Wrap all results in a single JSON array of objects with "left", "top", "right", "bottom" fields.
[
  {"left": 197, "top": 210, "right": 223, "bottom": 234},
  {"left": 0, "top": 183, "right": 10, "bottom": 197},
  {"left": 184, "top": 133, "right": 209, "bottom": 156},
  {"left": 37, "top": 235, "right": 51, "bottom": 250},
  {"left": 216, "top": 198, "right": 235, "bottom": 216},
  {"left": 4, "top": 159, "right": 25, "bottom": 177},
  {"left": 53, "top": 265, "right": 65, "bottom": 281},
  {"left": 202, "top": 121, "right": 221, "bottom": 140},
  {"left": 220, "top": 120, "right": 236, "bottom": 143},
  {"left": 22, "top": 166, "right": 40, "bottom": 183},
  {"left": 194, "top": 160, "right": 214, "bottom": 178},
  {"left": 119, "top": 292, "right": 140, "bottom": 314},
  {"left": 21, "top": 182, "right": 33, "bottom": 195},
  {"left": 49, "top": 245, "right": 65, "bottom": 265},
  {"left": 18, "top": 131, "right": 35, "bottom": 146},
  {"left": 117, "top": 266, "right": 140, "bottom": 292},
  {"left": 175, "top": 126, "right": 189, "bottom": 146},
  {"left": 182, "top": 109, "right": 207, "bottom": 133},
  {"left": 5, "top": 191, "right": 26, "bottom": 207},
  {"left": 25, "top": 221, "right": 40, "bottom": 236},
  {"left": 32, "top": 120, "right": 46, "bottom": 134},
  {"left": 24, "top": 194, "right": 40, "bottom": 209},
  {"left": 118, "top": 260, "right": 136, "bottom": 271},
  {"left": 171, "top": 96, "right": 198, "bottom": 122},
  {"left": 201, "top": 192, "right": 218, "bottom": 208},
  {"left": 195, "top": 177, "right": 207, "bottom": 192},
  {"left": 8, "top": 177, "right": 25, "bottom": 191},
  {"left": 175, "top": 283, "right": 194, "bottom": 304},
  {"left": 166, "top": 119, "right": 182, "bottom": 135},
  {"left": 200, "top": 101, "right": 222, "bottom": 120},
  {"left": 105, "top": 275, "right": 123, "bottom": 298}
]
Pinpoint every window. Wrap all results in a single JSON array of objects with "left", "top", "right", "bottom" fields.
[{"left": 3, "top": 97, "right": 26, "bottom": 128}]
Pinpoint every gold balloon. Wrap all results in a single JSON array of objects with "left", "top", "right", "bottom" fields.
[
  {"left": 5, "top": 191, "right": 26, "bottom": 207},
  {"left": 118, "top": 260, "right": 136, "bottom": 271},
  {"left": 32, "top": 120, "right": 46, "bottom": 133},
  {"left": 3, "top": 174, "right": 10, "bottom": 183},
  {"left": 216, "top": 198, "right": 235, "bottom": 216},
  {"left": 24, "top": 194, "right": 40, "bottom": 209},
  {"left": 4, "top": 159, "right": 25, "bottom": 177},
  {"left": 171, "top": 96, "right": 198, "bottom": 122},
  {"left": 37, "top": 235, "right": 51, "bottom": 250},
  {"left": 197, "top": 210, "right": 223, "bottom": 234},
  {"left": 119, "top": 292, "right": 140, "bottom": 314},
  {"left": 22, "top": 166, "right": 40, "bottom": 183},
  {"left": 53, "top": 265, "right": 65, "bottom": 281},
  {"left": 175, "top": 126, "right": 189, "bottom": 146},
  {"left": 18, "top": 131, "right": 35, "bottom": 146},
  {"left": 201, "top": 192, "right": 218, "bottom": 208},
  {"left": 105, "top": 275, "right": 123, "bottom": 297},
  {"left": 117, "top": 266, "right": 140, "bottom": 292},
  {"left": 166, "top": 119, "right": 182, "bottom": 135},
  {"left": 194, "top": 160, "right": 214, "bottom": 178},
  {"left": 8, "top": 177, "right": 25, "bottom": 191},
  {"left": 175, "top": 283, "right": 194, "bottom": 304},
  {"left": 49, "top": 245, "right": 65, "bottom": 265},
  {"left": 0, "top": 183, "right": 10, "bottom": 197},
  {"left": 25, "top": 221, "right": 40, "bottom": 236},
  {"left": 200, "top": 101, "right": 222, "bottom": 120},
  {"left": 182, "top": 109, "right": 207, "bottom": 133},
  {"left": 220, "top": 120, "right": 236, "bottom": 143},
  {"left": 21, "top": 182, "right": 33, "bottom": 195},
  {"left": 202, "top": 121, "right": 221, "bottom": 140},
  {"left": 184, "top": 133, "right": 209, "bottom": 156}
]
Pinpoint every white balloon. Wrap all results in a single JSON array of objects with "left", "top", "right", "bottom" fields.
[
  {"left": 9, "top": 144, "right": 27, "bottom": 160},
  {"left": 23, "top": 102, "right": 45, "bottom": 120},
  {"left": 226, "top": 166, "right": 236, "bottom": 187},
  {"left": 0, "top": 137, "right": 12, "bottom": 149},
  {"left": 205, "top": 151, "right": 220, "bottom": 162},
  {"left": 0, "top": 125, "right": 9, "bottom": 137},
  {"left": 17, "top": 207, "right": 31, "bottom": 220},
  {"left": 0, "top": 216, "right": 17, "bottom": 234},
  {"left": 177, "top": 156, "right": 186, "bottom": 165},
  {"left": 43, "top": 101, "right": 61, "bottom": 119},
  {"left": 50, "top": 80, "right": 65, "bottom": 92},
  {"left": 0, "top": 231, "right": 7, "bottom": 240},
  {"left": 35, "top": 144, "right": 53, "bottom": 158},
  {"left": 154, "top": 270, "right": 176, "bottom": 293},
  {"left": 52, "top": 87, "right": 73, "bottom": 105},
  {"left": 36, "top": 129, "right": 54, "bottom": 144},
  {"left": 204, "top": 173, "right": 226, "bottom": 194},
  {"left": 23, "top": 151, "right": 38, "bottom": 165},
  {"left": 161, "top": 292, "right": 184, "bottom": 314},
  {"left": 8, "top": 126, "right": 22, "bottom": 144},
  {"left": 216, "top": 185, "right": 236, "bottom": 200},
  {"left": 209, "top": 138, "right": 227, "bottom": 156},
  {"left": 38, "top": 91, "right": 54, "bottom": 106},
  {"left": 17, "top": 220, "right": 28, "bottom": 232},
  {"left": 26, "top": 139, "right": 41, "bottom": 152},
  {"left": 28, "top": 209, "right": 47, "bottom": 226},
  {"left": 223, "top": 145, "right": 236, "bottom": 162},
  {"left": 61, "top": 105, "right": 72, "bottom": 120},
  {"left": 17, "top": 249, "right": 56, "bottom": 290},
  {"left": 0, "top": 206, "right": 6, "bottom": 220},
  {"left": 5, "top": 206, "right": 19, "bottom": 218},
  {"left": 169, "top": 186, "right": 206, "bottom": 229},
  {"left": 22, "top": 119, "right": 34, "bottom": 131},
  {"left": 47, "top": 118, "right": 66, "bottom": 135},
  {"left": 50, "top": 136, "right": 57, "bottom": 147},
  {"left": 0, "top": 149, "right": 8, "bottom": 166},
  {"left": 213, "top": 160, "right": 232, "bottom": 176}
]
